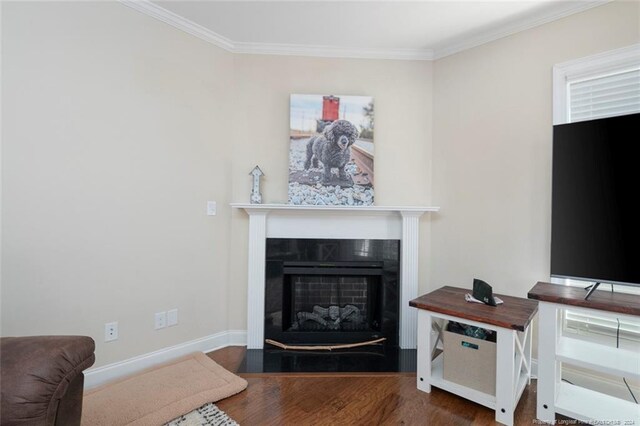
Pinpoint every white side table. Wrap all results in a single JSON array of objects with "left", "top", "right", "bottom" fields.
[{"left": 410, "top": 286, "right": 538, "bottom": 426}]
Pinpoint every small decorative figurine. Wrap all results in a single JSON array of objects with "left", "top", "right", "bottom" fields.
[{"left": 249, "top": 165, "right": 264, "bottom": 204}]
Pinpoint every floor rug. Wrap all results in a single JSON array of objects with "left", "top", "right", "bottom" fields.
[
  {"left": 82, "top": 352, "right": 247, "bottom": 426},
  {"left": 165, "top": 403, "right": 238, "bottom": 426}
]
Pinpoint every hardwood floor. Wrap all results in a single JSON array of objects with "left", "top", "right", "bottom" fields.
[{"left": 208, "top": 346, "right": 539, "bottom": 425}]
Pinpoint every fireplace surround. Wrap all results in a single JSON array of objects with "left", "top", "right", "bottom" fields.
[{"left": 265, "top": 238, "right": 400, "bottom": 346}]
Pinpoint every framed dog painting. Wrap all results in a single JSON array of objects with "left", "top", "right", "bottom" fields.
[{"left": 289, "top": 94, "right": 374, "bottom": 206}]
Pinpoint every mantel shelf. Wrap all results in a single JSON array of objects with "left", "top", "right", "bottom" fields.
[{"left": 231, "top": 203, "right": 440, "bottom": 215}]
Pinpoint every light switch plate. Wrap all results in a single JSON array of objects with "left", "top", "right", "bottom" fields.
[{"left": 207, "top": 201, "right": 217, "bottom": 216}]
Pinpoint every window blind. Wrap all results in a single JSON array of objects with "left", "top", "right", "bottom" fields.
[
  {"left": 566, "top": 309, "right": 640, "bottom": 336},
  {"left": 564, "top": 67, "right": 640, "bottom": 340},
  {"left": 564, "top": 285, "right": 640, "bottom": 341},
  {"left": 569, "top": 68, "right": 640, "bottom": 122}
]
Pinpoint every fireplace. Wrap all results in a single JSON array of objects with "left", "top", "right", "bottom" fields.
[
  {"left": 232, "top": 203, "right": 438, "bottom": 373},
  {"left": 265, "top": 238, "right": 400, "bottom": 347},
  {"left": 231, "top": 203, "right": 439, "bottom": 355}
]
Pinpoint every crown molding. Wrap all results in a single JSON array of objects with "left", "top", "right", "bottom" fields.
[
  {"left": 233, "top": 41, "right": 435, "bottom": 61},
  {"left": 121, "top": 0, "right": 612, "bottom": 62},
  {"left": 120, "top": 0, "right": 433, "bottom": 60},
  {"left": 433, "top": 0, "right": 612, "bottom": 59},
  {"left": 120, "top": 0, "right": 235, "bottom": 51}
]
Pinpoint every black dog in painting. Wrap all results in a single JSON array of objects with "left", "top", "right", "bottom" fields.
[{"left": 304, "top": 120, "right": 360, "bottom": 183}]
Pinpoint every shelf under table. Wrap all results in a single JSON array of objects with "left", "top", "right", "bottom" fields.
[
  {"left": 556, "top": 382, "right": 640, "bottom": 423},
  {"left": 429, "top": 352, "right": 530, "bottom": 413},
  {"left": 557, "top": 336, "right": 640, "bottom": 380},
  {"left": 430, "top": 353, "right": 496, "bottom": 409}
]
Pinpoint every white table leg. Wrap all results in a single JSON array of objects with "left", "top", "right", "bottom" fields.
[
  {"left": 495, "top": 328, "right": 516, "bottom": 426},
  {"left": 526, "top": 321, "right": 533, "bottom": 385},
  {"left": 417, "top": 309, "right": 432, "bottom": 393},
  {"left": 537, "top": 302, "right": 559, "bottom": 423}
]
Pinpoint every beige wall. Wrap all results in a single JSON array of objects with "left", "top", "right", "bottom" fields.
[
  {"left": 1, "top": 2, "right": 236, "bottom": 366},
  {"left": 431, "top": 1, "right": 639, "bottom": 301},
  {"left": 1, "top": 2, "right": 433, "bottom": 365},
  {"left": 227, "top": 54, "right": 434, "bottom": 329}
]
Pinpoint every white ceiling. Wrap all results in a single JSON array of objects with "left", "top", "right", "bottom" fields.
[{"left": 137, "top": 0, "right": 610, "bottom": 59}]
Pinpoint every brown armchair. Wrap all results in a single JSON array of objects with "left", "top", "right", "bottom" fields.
[{"left": 1, "top": 335, "right": 95, "bottom": 426}]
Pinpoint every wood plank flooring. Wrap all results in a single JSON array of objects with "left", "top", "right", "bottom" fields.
[{"left": 207, "top": 346, "right": 539, "bottom": 425}]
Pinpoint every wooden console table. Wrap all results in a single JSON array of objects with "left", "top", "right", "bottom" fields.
[
  {"left": 528, "top": 282, "right": 640, "bottom": 424},
  {"left": 410, "top": 286, "right": 538, "bottom": 426}
]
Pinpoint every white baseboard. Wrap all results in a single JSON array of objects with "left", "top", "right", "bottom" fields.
[
  {"left": 84, "top": 330, "right": 247, "bottom": 389},
  {"left": 531, "top": 358, "right": 538, "bottom": 379}
]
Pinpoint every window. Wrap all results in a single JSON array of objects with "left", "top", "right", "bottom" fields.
[
  {"left": 552, "top": 44, "right": 640, "bottom": 342},
  {"left": 569, "top": 68, "right": 640, "bottom": 122},
  {"left": 553, "top": 43, "right": 640, "bottom": 124}
]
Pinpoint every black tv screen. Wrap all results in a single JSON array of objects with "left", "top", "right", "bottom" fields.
[{"left": 551, "top": 113, "right": 640, "bottom": 287}]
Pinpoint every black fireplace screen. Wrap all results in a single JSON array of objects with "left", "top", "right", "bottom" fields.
[{"left": 288, "top": 274, "right": 381, "bottom": 333}]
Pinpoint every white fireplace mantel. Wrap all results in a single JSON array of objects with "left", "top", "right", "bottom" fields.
[
  {"left": 231, "top": 203, "right": 440, "bottom": 349},
  {"left": 231, "top": 203, "right": 439, "bottom": 214}
]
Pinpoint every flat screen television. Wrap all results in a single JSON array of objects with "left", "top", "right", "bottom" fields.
[{"left": 551, "top": 112, "right": 640, "bottom": 297}]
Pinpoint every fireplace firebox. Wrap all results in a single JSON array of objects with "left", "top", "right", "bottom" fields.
[{"left": 265, "top": 238, "right": 400, "bottom": 347}]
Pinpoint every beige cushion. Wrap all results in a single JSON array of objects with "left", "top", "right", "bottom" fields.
[{"left": 82, "top": 352, "right": 247, "bottom": 426}]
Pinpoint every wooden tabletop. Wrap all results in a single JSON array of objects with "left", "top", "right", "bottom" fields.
[
  {"left": 528, "top": 281, "right": 640, "bottom": 316},
  {"left": 409, "top": 286, "right": 538, "bottom": 331}
]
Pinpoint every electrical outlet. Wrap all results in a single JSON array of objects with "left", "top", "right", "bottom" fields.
[
  {"left": 167, "top": 309, "right": 178, "bottom": 327},
  {"left": 154, "top": 312, "right": 167, "bottom": 330},
  {"left": 105, "top": 322, "right": 118, "bottom": 342}
]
